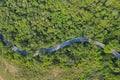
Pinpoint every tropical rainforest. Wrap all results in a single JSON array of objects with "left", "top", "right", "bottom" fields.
[{"left": 0, "top": 0, "right": 120, "bottom": 80}]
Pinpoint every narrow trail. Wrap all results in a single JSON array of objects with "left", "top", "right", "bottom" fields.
[{"left": 0, "top": 33, "right": 120, "bottom": 58}]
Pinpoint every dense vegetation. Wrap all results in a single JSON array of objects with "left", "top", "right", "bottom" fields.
[{"left": 0, "top": 0, "right": 120, "bottom": 80}]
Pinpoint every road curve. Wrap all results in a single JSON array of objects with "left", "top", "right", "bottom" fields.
[{"left": 0, "top": 33, "right": 120, "bottom": 58}]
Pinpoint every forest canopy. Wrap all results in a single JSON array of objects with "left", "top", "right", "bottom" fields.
[{"left": 0, "top": 0, "right": 120, "bottom": 80}]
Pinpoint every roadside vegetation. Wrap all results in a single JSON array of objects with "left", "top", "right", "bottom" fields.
[{"left": 0, "top": 0, "right": 120, "bottom": 80}]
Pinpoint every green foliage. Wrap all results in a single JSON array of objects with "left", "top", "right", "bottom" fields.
[
  {"left": 0, "top": 0, "right": 120, "bottom": 80},
  {"left": 104, "top": 44, "right": 113, "bottom": 53},
  {"left": 104, "top": 40, "right": 120, "bottom": 53}
]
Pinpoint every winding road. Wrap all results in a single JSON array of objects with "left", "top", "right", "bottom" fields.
[{"left": 0, "top": 33, "right": 120, "bottom": 58}]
